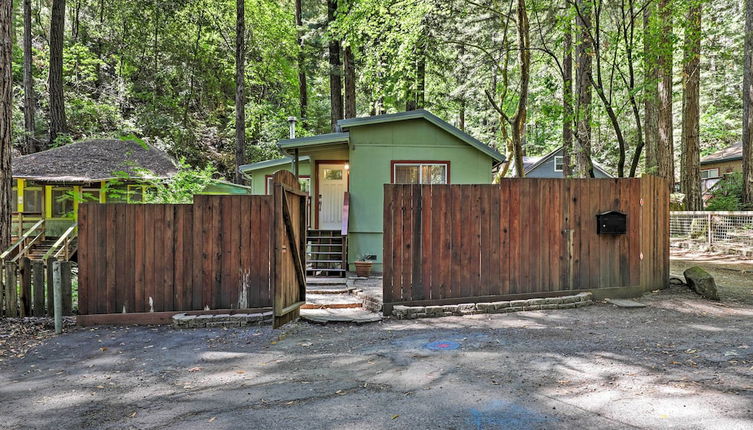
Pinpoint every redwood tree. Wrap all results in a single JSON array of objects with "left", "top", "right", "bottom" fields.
[
  {"left": 327, "top": 0, "right": 343, "bottom": 131},
  {"left": 0, "top": 0, "right": 13, "bottom": 251},
  {"left": 49, "top": 0, "right": 67, "bottom": 147},
  {"left": 681, "top": 1, "right": 702, "bottom": 210},
  {"left": 643, "top": 2, "right": 659, "bottom": 174},
  {"left": 562, "top": 7, "right": 573, "bottom": 177},
  {"left": 574, "top": 0, "right": 594, "bottom": 178},
  {"left": 744, "top": 0, "right": 753, "bottom": 207},
  {"left": 22, "top": 0, "right": 37, "bottom": 154},
  {"left": 234, "top": 0, "right": 246, "bottom": 184},
  {"left": 657, "top": 0, "right": 674, "bottom": 192}
]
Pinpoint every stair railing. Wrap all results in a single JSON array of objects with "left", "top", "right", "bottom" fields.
[
  {"left": 1, "top": 219, "right": 45, "bottom": 262},
  {"left": 44, "top": 223, "right": 78, "bottom": 261}
]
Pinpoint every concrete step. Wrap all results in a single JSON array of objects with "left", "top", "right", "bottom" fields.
[
  {"left": 302, "top": 293, "right": 362, "bottom": 309},
  {"left": 300, "top": 308, "right": 382, "bottom": 324}
]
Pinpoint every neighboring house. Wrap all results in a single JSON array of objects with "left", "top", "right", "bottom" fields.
[
  {"left": 272, "top": 109, "right": 505, "bottom": 274},
  {"left": 700, "top": 142, "right": 742, "bottom": 193},
  {"left": 11, "top": 139, "right": 250, "bottom": 237},
  {"left": 239, "top": 156, "right": 312, "bottom": 195},
  {"left": 513, "top": 146, "right": 612, "bottom": 178}
]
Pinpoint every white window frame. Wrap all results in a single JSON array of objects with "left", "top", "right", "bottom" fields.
[
  {"left": 392, "top": 162, "right": 449, "bottom": 184},
  {"left": 701, "top": 168, "right": 719, "bottom": 179},
  {"left": 553, "top": 156, "right": 564, "bottom": 172}
]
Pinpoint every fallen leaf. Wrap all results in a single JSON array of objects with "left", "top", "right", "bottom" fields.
[
  {"left": 392, "top": 415, "right": 400, "bottom": 420},
  {"left": 208, "top": 417, "right": 216, "bottom": 423},
  {"left": 99, "top": 347, "right": 108, "bottom": 352},
  {"left": 235, "top": 370, "right": 246, "bottom": 374},
  {"left": 129, "top": 412, "right": 137, "bottom": 418},
  {"left": 188, "top": 367, "right": 203, "bottom": 372},
  {"left": 96, "top": 385, "right": 105, "bottom": 389}
]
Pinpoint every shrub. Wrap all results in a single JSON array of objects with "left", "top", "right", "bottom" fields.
[{"left": 705, "top": 172, "right": 743, "bottom": 211}]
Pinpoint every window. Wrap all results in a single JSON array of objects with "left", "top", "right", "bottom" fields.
[
  {"left": 701, "top": 168, "right": 719, "bottom": 179},
  {"left": 81, "top": 188, "right": 101, "bottom": 203},
  {"left": 392, "top": 162, "right": 449, "bottom": 184},
  {"left": 127, "top": 185, "right": 144, "bottom": 203},
  {"left": 23, "top": 188, "right": 44, "bottom": 214},
  {"left": 554, "top": 156, "right": 564, "bottom": 172},
  {"left": 51, "top": 187, "right": 74, "bottom": 218},
  {"left": 265, "top": 175, "right": 311, "bottom": 195}
]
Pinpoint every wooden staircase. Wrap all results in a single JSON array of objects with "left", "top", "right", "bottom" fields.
[
  {"left": 1, "top": 220, "right": 78, "bottom": 263},
  {"left": 306, "top": 229, "right": 347, "bottom": 278}
]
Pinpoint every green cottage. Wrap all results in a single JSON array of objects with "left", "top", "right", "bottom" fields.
[{"left": 240, "top": 110, "right": 505, "bottom": 275}]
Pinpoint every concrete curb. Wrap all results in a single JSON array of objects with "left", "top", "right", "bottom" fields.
[
  {"left": 171, "top": 311, "right": 273, "bottom": 329},
  {"left": 391, "top": 292, "right": 593, "bottom": 320}
]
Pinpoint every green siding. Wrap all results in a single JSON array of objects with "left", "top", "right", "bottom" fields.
[
  {"left": 244, "top": 160, "right": 312, "bottom": 195},
  {"left": 347, "top": 119, "right": 493, "bottom": 271}
]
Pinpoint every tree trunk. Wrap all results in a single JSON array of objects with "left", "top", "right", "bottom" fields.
[
  {"left": 327, "top": 0, "right": 343, "bottom": 131},
  {"left": 657, "top": 0, "right": 674, "bottom": 192},
  {"left": 743, "top": 0, "right": 753, "bottom": 207},
  {"left": 295, "top": 0, "right": 308, "bottom": 123},
  {"left": 416, "top": 35, "right": 426, "bottom": 109},
  {"left": 22, "top": 0, "right": 37, "bottom": 154},
  {"left": 234, "top": 0, "right": 246, "bottom": 184},
  {"left": 0, "top": 0, "right": 13, "bottom": 251},
  {"left": 344, "top": 45, "right": 356, "bottom": 118},
  {"left": 510, "top": 0, "right": 530, "bottom": 178},
  {"left": 643, "top": 2, "right": 659, "bottom": 174},
  {"left": 49, "top": 0, "right": 67, "bottom": 147},
  {"left": 681, "top": 1, "right": 702, "bottom": 210},
  {"left": 562, "top": 9, "right": 573, "bottom": 178},
  {"left": 574, "top": 0, "right": 594, "bottom": 178}
]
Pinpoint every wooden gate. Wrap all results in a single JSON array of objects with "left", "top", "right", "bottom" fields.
[{"left": 272, "top": 170, "right": 307, "bottom": 328}]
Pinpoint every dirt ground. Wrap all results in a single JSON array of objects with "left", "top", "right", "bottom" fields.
[
  {"left": 670, "top": 249, "right": 753, "bottom": 305},
  {"left": 1, "top": 282, "right": 753, "bottom": 429}
]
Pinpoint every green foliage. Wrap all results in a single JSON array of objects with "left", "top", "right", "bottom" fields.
[
  {"left": 142, "top": 161, "right": 219, "bottom": 204},
  {"left": 705, "top": 173, "right": 744, "bottom": 211}
]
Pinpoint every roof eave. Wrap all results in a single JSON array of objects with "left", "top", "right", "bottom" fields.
[{"left": 277, "top": 133, "right": 350, "bottom": 150}]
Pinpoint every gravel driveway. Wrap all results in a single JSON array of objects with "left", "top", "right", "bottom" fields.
[{"left": 1, "top": 285, "right": 752, "bottom": 430}]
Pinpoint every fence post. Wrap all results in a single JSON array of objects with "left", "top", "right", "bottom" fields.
[
  {"left": 19, "top": 257, "right": 31, "bottom": 317},
  {"left": 61, "top": 261, "right": 72, "bottom": 315},
  {"left": 46, "top": 258, "right": 54, "bottom": 315},
  {"left": 5, "top": 261, "right": 17, "bottom": 317},
  {"left": 707, "top": 213, "right": 712, "bottom": 249},
  {"left": 53, "top": 261, "right": 62, "bottom": 334},
  {"left": 32, "top": 260, "right": 45, "bottom": 316}
]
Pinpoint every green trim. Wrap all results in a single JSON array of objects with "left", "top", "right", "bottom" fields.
[
  {"left": 337, "top": 110, "right": 506, "bottom": 163},
  {"left": 239, "top": 156, "right": 311, "bottom": 173},
  {"left": 700, "top": 155, "right": 743, "bottom": 165}
]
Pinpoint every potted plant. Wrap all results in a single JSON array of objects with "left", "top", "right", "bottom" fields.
[{"left": 354, "top": 254, "right": 376, "bottom": 277}]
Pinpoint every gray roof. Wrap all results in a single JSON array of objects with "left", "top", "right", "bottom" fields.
[
  {"left": 13, "top": 139, "right": 178, "bottom": 182},
  {"left": 336, "top": 110, "right": 506, "bottom": 163},
  {"left": 516, "top": 146, "right": 613, "bottom": 177},
  {"left": 278, "top": 133, "right": 350, "bottom": 149},
  {"left": 239, "top": 155, "right": 310, "bottom": 172},
  {"left": 701, "top": 142, "right": 742, "bottom": 165}
]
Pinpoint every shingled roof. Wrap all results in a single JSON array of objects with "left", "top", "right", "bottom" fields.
[
  {"left": 12, "top": 139, "right": 178, "bottom": 182},
  {"left": 700, "top": 142, "right": 742, "bottom": 165}
]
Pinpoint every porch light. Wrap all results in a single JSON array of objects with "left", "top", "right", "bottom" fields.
[{"left": 344, "top": 164, "right": 350, "bottom": 170}]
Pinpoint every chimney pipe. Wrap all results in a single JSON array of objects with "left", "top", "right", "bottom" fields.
[{"left": 287, "top": 116, "right": 297, "bottom": 139}]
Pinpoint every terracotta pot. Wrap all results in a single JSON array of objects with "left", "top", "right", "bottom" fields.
[{"left": 354, "top": 261, "right": 372, "bottom": 278}]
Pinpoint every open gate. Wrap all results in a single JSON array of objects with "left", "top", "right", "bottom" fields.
[{"left": 272, "top": 170, "right": 307, "bottom": 328}]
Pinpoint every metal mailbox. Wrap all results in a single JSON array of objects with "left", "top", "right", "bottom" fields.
[{"left": 596, "top": 210, "right": 627, "bottom": 235}]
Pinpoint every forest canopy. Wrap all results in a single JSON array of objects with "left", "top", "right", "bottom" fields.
[{"left": 4, "top": 0, "right": 752, "bottom": 185}]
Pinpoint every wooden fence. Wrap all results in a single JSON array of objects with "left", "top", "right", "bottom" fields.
[
  {"left": 382, "top": 176, "right": 669, "bottom": 313},
  {"left": 77, "top": 195, "right": 274, "bottom": 324},
  {"left": 1, "top": 258, "right": 74, "bottom": 317}
]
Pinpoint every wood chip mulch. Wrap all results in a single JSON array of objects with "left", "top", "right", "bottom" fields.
[{"left": 0, "top": 317, "right": 76, "bottom": 362}]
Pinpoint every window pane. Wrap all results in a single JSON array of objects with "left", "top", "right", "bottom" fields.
[
  {"left": 554, "top": 156, "right": 564, "bottom": 171},
  {"left": 23, "top": 189, "right": 43, "bottom": 213},
  {"left": 11, "top": 188, "right": 17, "bottom": 212},
  {"left": 299, "top": 178, "right": 310, "bottom": 193},
  {"left": 127, "top": 186, "right": 143, "bottom": 203},
  {"left": 394, "top": 165, "right": 419, "bottom": 183},
  {"left": 428, "top": 165, "right": 447, "bottom": 184},
  {"left": 82, "top": 189, "right": 101, "bottom": 203},
  {"left": 266, "top": 177, "right": 274, "bottom": 195},
  {"left": 324, "top": 168, "right": 343, "bottom": 181},
  {"left": 52, "top": 188, "right": 74, "bottom": 218}
]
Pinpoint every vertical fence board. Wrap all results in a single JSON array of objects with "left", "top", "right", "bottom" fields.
[{"left": 382, "top": 177, "right": 668, "bottom": 307}]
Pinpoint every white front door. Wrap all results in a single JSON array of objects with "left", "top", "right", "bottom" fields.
[{"left": 318, "top": 163, "right": 348, "bottom": 230}]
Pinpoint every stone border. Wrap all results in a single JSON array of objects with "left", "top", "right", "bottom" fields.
[
  {"left": 172, "top": 311, "right": 273, "bottom": 329},
  {"left": 391, "top": 292, "right": 593, "bottom": 320}
]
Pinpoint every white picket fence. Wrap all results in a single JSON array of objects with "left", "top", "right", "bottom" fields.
[{"left": 670, "top": 211, "right": 753, "bottom": 255}]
